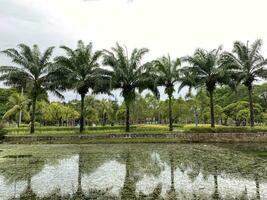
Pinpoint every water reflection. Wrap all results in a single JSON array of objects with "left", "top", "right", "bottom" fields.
[{"left": 0, "top": 144, "right": 266, "bottom": 199}]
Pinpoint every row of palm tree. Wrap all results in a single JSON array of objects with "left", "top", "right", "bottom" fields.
[{"left": 1, "top": 40, "right": 267, "bottom": 133}]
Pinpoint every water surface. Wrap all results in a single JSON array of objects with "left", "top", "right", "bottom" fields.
[{"left": 0, "top": 144, "right": 266, "bottom": 199}]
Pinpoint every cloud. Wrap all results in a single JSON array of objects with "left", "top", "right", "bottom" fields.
[{"left": 1, "top": 0, "right": 267, "bottom": 102}]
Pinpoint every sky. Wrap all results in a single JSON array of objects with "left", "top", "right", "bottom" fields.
[{"left": 1, "top": 0, "right": 267, "bottom": 102}]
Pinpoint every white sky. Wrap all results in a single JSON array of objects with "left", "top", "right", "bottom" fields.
[{"left": 1, "top": 0, "right": 267, "bottom": 102}]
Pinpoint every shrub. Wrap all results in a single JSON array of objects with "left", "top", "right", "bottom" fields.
[
  {"left": 184, "top": 126, "right": 267, "bottom": 133},
  {"left": 0, "top": 123, "right": 7, "bottom": 138}
]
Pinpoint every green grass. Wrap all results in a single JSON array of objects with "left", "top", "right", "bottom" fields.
[
  {"left": 4, "top": 124, "right": 170, "bottom": 136},
  {"left": 3, "top": 124, "right": 267, "bottom": 136},
  {"left": 9, "top": 138, "right": 181, "bottom": 144},
  {"left": 182, "top": 124, "right": 267, "bottom": 133}
]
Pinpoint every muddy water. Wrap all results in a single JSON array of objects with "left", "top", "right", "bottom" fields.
[{"left": 0, "top": 144, "right": 266, "bottom": 199}]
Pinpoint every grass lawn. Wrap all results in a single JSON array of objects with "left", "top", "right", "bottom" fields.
[{"left": 3, "top": 124, "right": 267, "bottom": 136}]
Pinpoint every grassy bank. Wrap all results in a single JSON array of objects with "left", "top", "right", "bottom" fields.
[{"left": 3, "top": 124, "right": 267, "bottom": 136}]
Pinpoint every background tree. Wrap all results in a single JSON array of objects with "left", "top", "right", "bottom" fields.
[
  {"left": 103, "top": 43, "right": 158, "bottom": 132},
  {"left": 131, "top": 94, "right": 148, "bottom": 124},
  {"left": 144, "top": 94, "right": 160, "bottom": 124},
  {"left": 223, "top": 101, "right": 262, "bottom": 126},
  {"left": 153, "top": 55, "right": 181, "bottom": 131},
  {"left": 2, "top": 93, "right": 30, "bottom": 127},
  {"left": 63, "top": 106, "right": 79, "bottom": 127},
  {"left": 54, "top": 40, "right": 109, "bottom": 132},
  {"left": 182, "top": 47, "right": 228, "bottom": 127},
  {"left": 222, "top": 39, "right": 267, "bottom": 127},
  {"left": 48, "top": 103, "right": 64, "bottom": 126},
  {"left": 0, "top": 88, "right": 17, "bottom": 118},
  {"left": 0, "top": 44, "right": 60, "bottom": 133},
  {"left": 36, "top": 100, "right": 51, "bottom": 126},
  {"left": 84, "top": 96, "right": 99, "bottom": 126},
  {"left": 97, "top": 99, "right": 114, "bottom": 126}
]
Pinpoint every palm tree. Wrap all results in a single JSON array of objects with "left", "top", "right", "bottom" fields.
[
  {"left": 54, "top": 40, "right": 109, "bottom": 133},
  {"left": 102, "top": 43, "right": 158, "bottom": 132},
  {"left": 0, "top": 44, "right": 60, "bottom": 133},
  {"left": 48, "top": 103, "right": 64, "bottom": 126},
  {"left": 153, "top": 55, "right": 181, "bottom": 131},
  {"left": 182, "top": 47, "right": 228, "bottom": 127},
  {"left": 3, "top": 93, "right": 30, "bottom": 127},
  {"left": 221, "top": 39, "right": 267, "bottom": 127},
  {"left": 98, "top": 100, "right": 114, "bottom": 126}
]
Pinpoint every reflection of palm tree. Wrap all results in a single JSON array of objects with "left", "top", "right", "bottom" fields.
[
  {"left": 170, "top": 153, "right": 175, "bottom": 192},
  {"left": 18, "top": 160, "right": 37, "bottom": 199},
  {"left": 255, "top": 175, "right": 260, "bottom": 200},
  {"left": 166, "top": 152, "right": 177, "bottom": 199},
  {"left": 74, "top": 152, "right": 85, "bottom": 198},
  {"left": 121, "top": 152, "right": 137, "bottom": 200},
  {"left": 212, "top": 173, "right": 220, "bottom": 200}
]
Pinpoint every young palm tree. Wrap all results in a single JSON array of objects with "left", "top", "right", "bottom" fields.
[
  {"left": 54, "top": 40, "right": 109, "bottom": 132},
  {"left": 221, "top": 39, "right": 267, "bottom": 127},
  {"left": 182, "top": 47, "right": 228, "bottom": 127},
  {"left": 103, "top": 43, "right": 158, "bottom": 132},
  {"left": 0, "top": 44, "right": 60, "bottom": 133},
  {"left": 3, "top": 93, "right": 30, "bottom": 127},
  {"left": 153, "top": 55, "right": 181, "bottom": 131}
]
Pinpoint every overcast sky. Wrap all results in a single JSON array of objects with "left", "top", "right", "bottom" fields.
[{"left": 1, "top": 0, "right": 267, "bottom": 102}]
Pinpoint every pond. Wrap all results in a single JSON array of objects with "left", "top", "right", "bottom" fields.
[{"left": 0, "top": 144, "right": 266, "bottom": 200}]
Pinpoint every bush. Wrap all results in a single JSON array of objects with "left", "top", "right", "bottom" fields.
[
  {"left": 0, "top": 123, "right": 7, "bottom": 138},
  {"left": 184, "top": 126, "right": 267, "bottom": 133}
]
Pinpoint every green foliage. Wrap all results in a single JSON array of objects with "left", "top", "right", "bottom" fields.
[
  {"left": 0, "top": 44, "right": 61, "bottom": 133},
  {"left": 184, "top": 125, "right": 267, "bottom": 133},
  {"left": 262, "top": 112, "right": 267, "bottom": 125},
  {"left": 54, "top": 40, "right": 110, "bottom": 132},
  {"left": 2, "top": 93, "right": 30, "bottom": 126},
  {"left": 152, "top": 55, "right": 181, "bottom": 131},
  {"left": 222, "top": 39, "right": 267, "bottom": 88},
  {"left": 0, "top": 41, "right": 267, "bottom": 134},
  {"left": 0, "top": 88, "right": 17, "bottom": 118},
  {"left": 181, "top": 47, "right": 231, "bottom": 127},
  {"left": 54, "top": 40, "right": 108, "bottom": 95},
  {"left": 223, "top": 101, "right": 262, "bottom": 125},
  {"left": 103, "top": 43, "right": 158, "bottom": 131},
  {"left": 0, "top": 123, "right": 7, "bottom": 137},
  {"left": 153, "top": 55, "right": 180, "bottom": 96},
  {"left": 221, "top": 39, "right": 267, "bottom": 126},
  {"left": 103, "top": 43, "right": 158, "bottom": 104}
]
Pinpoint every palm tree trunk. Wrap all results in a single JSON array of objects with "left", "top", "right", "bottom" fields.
[
  {"left": 17, "top": 112, "right": 20, "bottom": 128},
  {"left": 80, "top": 93, "right": 85, "bottom": 133},
  {"left": 30, "top": 97, "right": 36, "bottom": 134},
  {"left": 126, "top": 103, "right": 130, "bottom": 132},
  {"left": 248, "top": 85, "right": 255, "bottom": 127},
  {"left": 19, "top": 87, "right": 23, "bottom": 126},
  {"left": 209, "top": 91, "right": 215, "bottom": 128},
  {"left": 168, "top": 95, "right": 173, "bottom": 131},
  {"left": 194, "top": 107, "right": 198, "bottom": 127}
]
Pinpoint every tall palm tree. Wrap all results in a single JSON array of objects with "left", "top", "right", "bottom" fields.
[
  {"left": 153, "top": 55, "right": 181, "bottom": 131},
  {"left": 102, "top": 43, "right": 158, "bottom": 132},
  {"left": 221, "top": 39, "right": 267, "bottom": 127},
  {"left": 54, "top": 40, "right": 109, "bottom": 133},
  {"left": 182, "top": 47, "right": 228, "bottom": 127},
  {"left": 3, "top": 93, "right": 30, "bottom": 127},
  {"left": 0, "top": 44, "right": 60, "bottom": 133}
]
